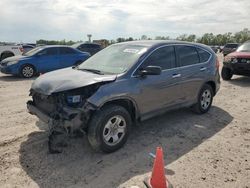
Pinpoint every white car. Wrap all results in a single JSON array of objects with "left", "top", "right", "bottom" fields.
[{"left": 0, "top": 44, "right": 23, "bottom": 61}]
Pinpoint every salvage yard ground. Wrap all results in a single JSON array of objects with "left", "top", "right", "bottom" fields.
[{"left": 0, "top": 54, "right": 249, "bottom": 188}]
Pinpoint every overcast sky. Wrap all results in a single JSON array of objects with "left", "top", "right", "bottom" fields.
[{"left": 0, "top": 0, "right": 249, "bottom": 42}]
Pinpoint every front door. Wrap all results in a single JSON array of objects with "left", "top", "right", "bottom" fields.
[
  {"left": 133, "top": 45, "right": 183, "bottom": 118},
  {"left": 36, "top": 47, "right": 60, "bottom": 73}
]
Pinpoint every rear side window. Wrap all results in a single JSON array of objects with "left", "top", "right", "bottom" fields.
[
  {"left": 60, "top": 47, "right": 76, "bottom": 54},
  {"left": 176, "top": 46, "right": 199, "bottom": 66},
  {"left": 142, "top": 46, "right": 176, "bottom": 70},
  {"left": 197, "top": 48, "right": 211, "bottom": 62},
  {"left": 38, "top": 48, "right": 58, "bottom": 56}
]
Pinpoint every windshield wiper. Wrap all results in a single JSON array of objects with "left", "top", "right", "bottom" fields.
[{"left": 78, "top": 68, "right": 104, "bottom": 75}]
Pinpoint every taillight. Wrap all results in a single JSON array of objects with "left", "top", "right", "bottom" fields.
[{"left": 216, "top": 57, "right": 220, "bottom": 70}]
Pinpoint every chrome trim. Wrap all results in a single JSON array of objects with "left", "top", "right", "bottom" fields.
[
  {"left": 172, "top": 73, "right": 181, "bottom": 78},
  {"left": 200, "top": 67, "right": 207, "bottom": 71},
  {"left": 131, "top": 43, "right": 213, "bottom": 78}
]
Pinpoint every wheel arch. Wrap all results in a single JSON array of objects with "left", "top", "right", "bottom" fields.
[
  {"left": 205, "top": 81, "right": 216, "bottom": 96},
  {"left": 99, "top": 97, "right": 140, "bottom": 123}
]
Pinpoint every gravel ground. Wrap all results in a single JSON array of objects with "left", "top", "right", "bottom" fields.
[{"left": 0, "top": 54, "right": 249, "bottom": 188}]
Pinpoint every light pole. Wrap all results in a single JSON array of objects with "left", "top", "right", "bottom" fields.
[{"left": 87, "top": 34, "right": 92, "bottom": 42}]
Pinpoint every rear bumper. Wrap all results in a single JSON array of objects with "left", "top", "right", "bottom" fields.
[{"left": 27, "top": 101, "right": 51, "bottom": 123}]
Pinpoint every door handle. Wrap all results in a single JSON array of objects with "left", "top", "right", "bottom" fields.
[
  {"left": 172, "top": 73, "right": 181, "bottom": 78},
  {"left": 200, "top": 67, "right": 207, "bottom": 71}
]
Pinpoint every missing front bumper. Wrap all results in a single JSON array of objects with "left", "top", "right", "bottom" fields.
[{"left": 27, "top": 101, "right": 51, "bottom": 123}]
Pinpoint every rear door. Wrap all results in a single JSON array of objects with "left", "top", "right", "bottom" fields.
[
  {"left": 134, "top": 45, "right": 183, "bottom": 116},
  {"left": 35, "top": 47, "right": 60, "bottom": 72},
  {"left": 176, "top": 45, "right": 211, "bottom": 102},
  {"left": 59, "top": 47, "right": 79, "bottom": 68}
]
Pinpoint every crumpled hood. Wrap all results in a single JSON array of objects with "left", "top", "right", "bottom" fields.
[{"left": 31, "top": 67, "right": 117, "bottom": 95}]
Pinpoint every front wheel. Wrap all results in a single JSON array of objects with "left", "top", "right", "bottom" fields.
[
  {"left": 87, "top": 105, "right": 131, "bottom": 153},
  {"left": 20, "top": 65, "right": 35, "bottom": 78},
  {"left": 192, "top": 84, "right": 214, "bottom": 114}
]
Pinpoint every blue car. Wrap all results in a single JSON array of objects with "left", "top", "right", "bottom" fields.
[{"left": 0, "top": 45, "right": 90, "bottom": 78}]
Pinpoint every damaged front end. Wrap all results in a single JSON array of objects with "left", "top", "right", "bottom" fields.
[{"left": 27, "top": 84, "right": 101, "bottom": 153}]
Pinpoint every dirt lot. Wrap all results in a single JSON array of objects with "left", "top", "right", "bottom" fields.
[{"left": 0, "top": 54, "right": 249, "bottom": 188}]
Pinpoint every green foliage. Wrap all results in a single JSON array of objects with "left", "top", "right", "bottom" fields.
[
  {"left": 36, "top": 39, "right": 81, "bottom": 45},
  {"left": 196, "top": 28, "right": 250, "bottom": 45},
  {"left": 35, "top": 28, "right": 250, "bottom": 47},
  {"left": 155, "top": 36, "right": 170, "bottom": 40}
]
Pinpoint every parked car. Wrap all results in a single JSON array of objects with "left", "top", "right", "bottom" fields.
[
  {"left": 222, "top": 41, "right": 250, "bottom": 80},
  {"left": 71, "top": 42, "right": 102, "bottom": 55},
  {"left": 21, "top": 44, "right": 35, "bottom": 54},
  {"left": 222, "top": 43, "right": 239, "bottom": 56},
  {"left": 210, "top": 46, "right": 219, "bottom": 53},
  {"left": 0, "top": 45, "right": 90, "bottom": 78},
  {"left": 0, "top": 44, "right": 23, "bottom": 61},
  {"left": 27, "top": 40, "right": 220, "bottom": 153}
]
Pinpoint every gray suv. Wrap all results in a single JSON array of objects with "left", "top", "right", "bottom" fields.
[{"left": 27, "top": 41, "right": 220, "bottom": 153}]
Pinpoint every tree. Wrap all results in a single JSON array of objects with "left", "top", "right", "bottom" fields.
[
  {"left": 141, "top": 35, "right": 148, "bottom": 40},
  {"left": 155, "top": 36, "right": 170, "bottom": 40},
  {"left": 116, "top": 38, "right": 125, "bottom": 43},
  {"left": 126, "top": 37, "right": 134, "bottom": 41},
  {"left": 186, "top": 34, "right": 196, "bottom": 42}
]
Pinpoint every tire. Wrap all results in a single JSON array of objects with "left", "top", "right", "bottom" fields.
[
  {"left": 1, "top": 52, "right": 14, "bottom": 60},
  {"left": 87, "top": 104, "right": 132, "bottom": 153},
  {"left": 192, "top": 84, "right": 214, "bottom": 114},
  {"left": 221, "top": 67, "right": 233, "bottom": 80},
  {"left": 20, "top": 64, "right": 35, "bottom": 78},
  {"left": 74, "top": 60, "right": 82, "bottom": 66}
]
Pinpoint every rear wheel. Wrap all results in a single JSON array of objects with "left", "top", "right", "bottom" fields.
[
  {"left": 221, "top": 67, "right": 233, "bottom": 80},
  {"left": 20, "top": 65, "right": 35, "bottom": 78},
  {"left": 87, "top": 104, "right": 131, "bottom": 153},
  {"left": 192, "top": 84, "right": 214, "bottom": 114}
]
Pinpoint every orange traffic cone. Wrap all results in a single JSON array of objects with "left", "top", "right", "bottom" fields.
[{"left": 144, "top": 147, "right": 171, "bottom": 188}]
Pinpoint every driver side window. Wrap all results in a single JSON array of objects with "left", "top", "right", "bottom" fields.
[{"left": 139, "top": 46, "right": 176, "bottom": 71}]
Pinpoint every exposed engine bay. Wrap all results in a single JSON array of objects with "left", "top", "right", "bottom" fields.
[{"left": 27, "top": 83, "right": 103, "bottom": 153}]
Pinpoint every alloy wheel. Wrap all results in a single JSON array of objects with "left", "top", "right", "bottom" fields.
[
  {"left": 22, "top": 66, "right": 34, "bottom": 78},
  {"left": 201, "top": 89, "right": 211, "bottom": 110},
  {"left": 102, "top": 115, "right": 126, "bottom": 146}
]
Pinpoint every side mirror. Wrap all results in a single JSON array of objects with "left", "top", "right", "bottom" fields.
[{"left": 140, "top": 66, "right": 162, "bottom": 76}]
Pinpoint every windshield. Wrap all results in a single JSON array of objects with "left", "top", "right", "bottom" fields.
[
  {"left": 78, "top": 44, "right": 148, "bottom": 74},
  {"left": 237, "top": 42, "right": 250, "bottom": 52},
  {"left": 23, "top": 47, "right": 44, "bottom": 56}
]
